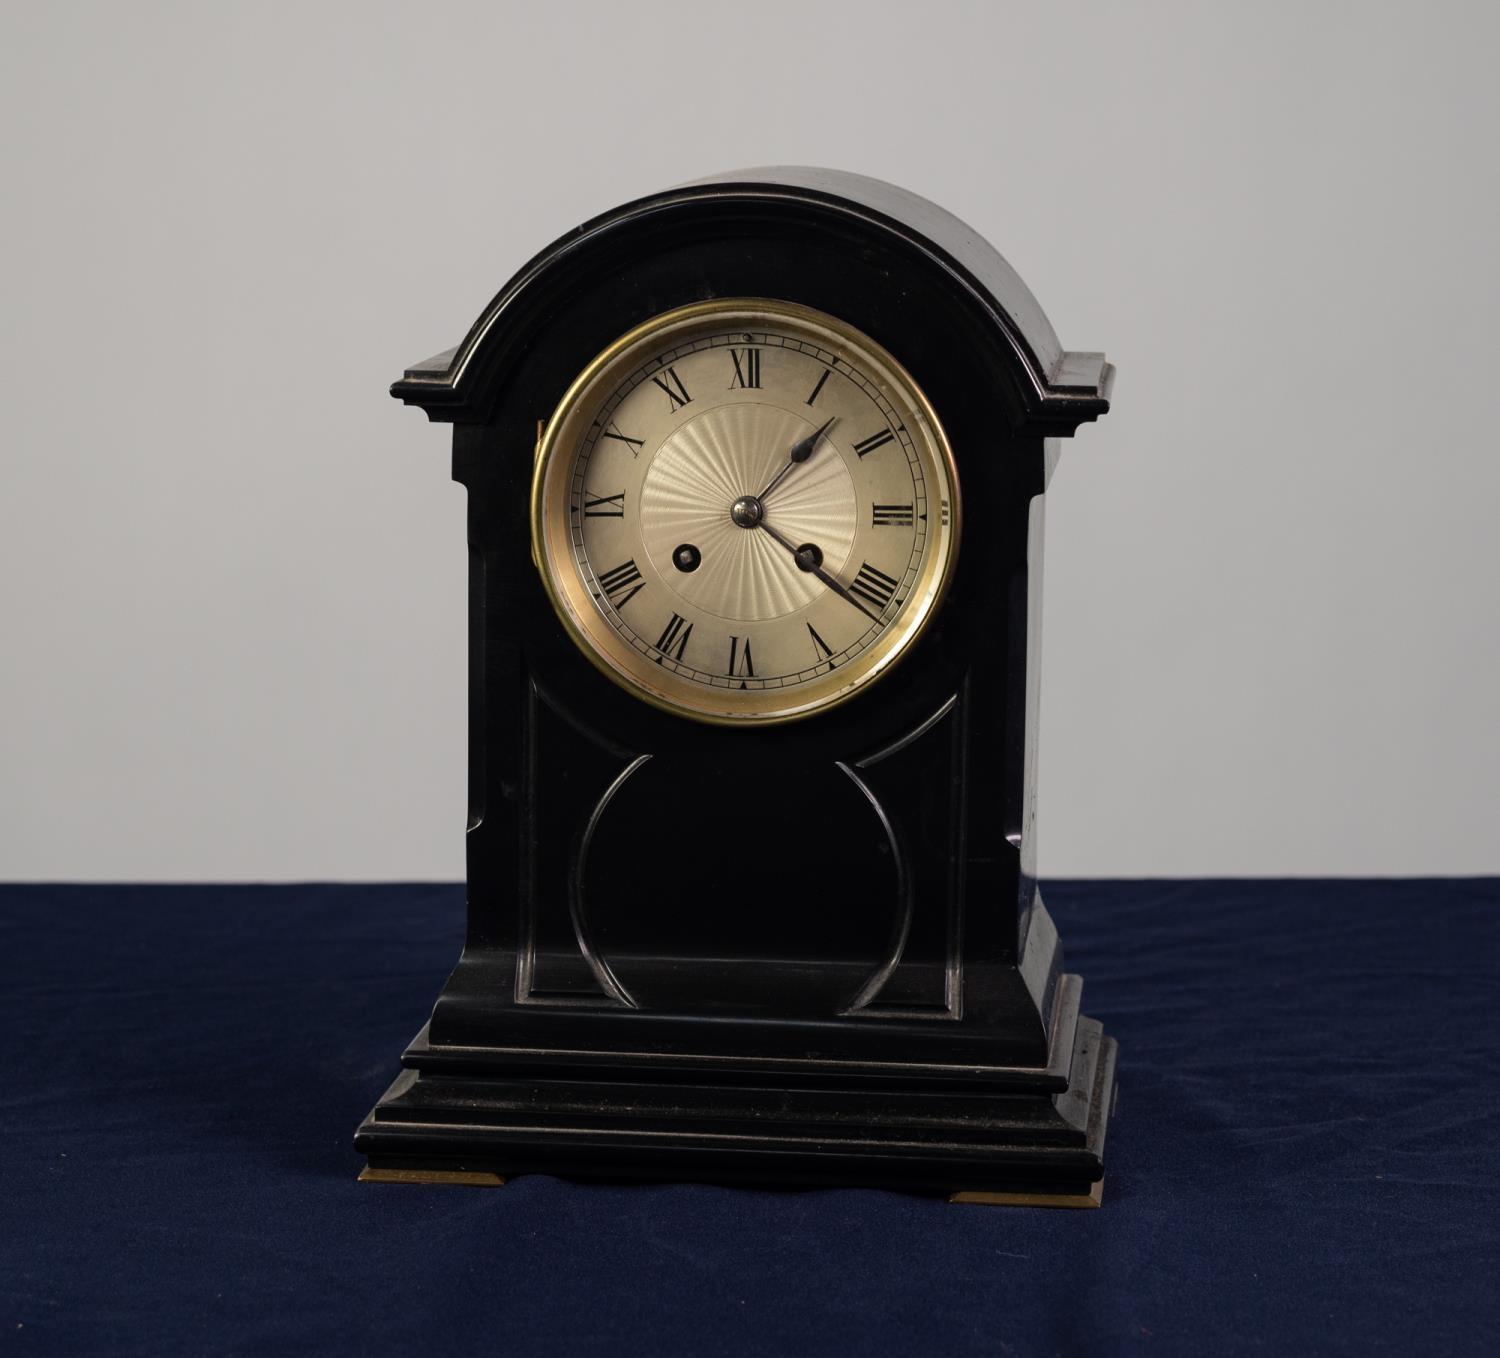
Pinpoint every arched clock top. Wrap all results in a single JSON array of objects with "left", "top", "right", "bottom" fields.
[{"left": 390, "top": 167, "right": 1113, "bottom": 439}]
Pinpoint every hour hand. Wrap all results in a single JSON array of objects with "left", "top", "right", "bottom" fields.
[{"left": 757, "top": 416, "right": 837, "bottom": 502}]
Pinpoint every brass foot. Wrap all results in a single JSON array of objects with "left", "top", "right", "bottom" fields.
[
  {"left": 358, "top": 1167, "right": 507, "bottom": 1187},
  {"left": 950, "top": 1178, "right": 1103, "bottom": 1209}
]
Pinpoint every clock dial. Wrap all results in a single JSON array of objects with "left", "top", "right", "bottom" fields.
[{"left": 532, "top": 299, "right": 960, "bottom": 724}]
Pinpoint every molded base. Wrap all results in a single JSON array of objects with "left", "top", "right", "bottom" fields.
[{"left": 356, "top": 1016, "right": 1117, "bottom": 1202}]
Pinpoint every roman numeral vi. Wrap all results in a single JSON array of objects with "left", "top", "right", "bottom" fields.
[{"left": 727, "top": 635, "right": 754, "bottom": 685}]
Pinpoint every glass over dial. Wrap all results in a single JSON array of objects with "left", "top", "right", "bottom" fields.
[{"left": 531, "top": 299, "right": 960, "bottom": 724}]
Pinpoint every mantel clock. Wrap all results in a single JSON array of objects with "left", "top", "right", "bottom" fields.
[{"left": 356, "top": 169, "right": 1118, "bottom": 1204}]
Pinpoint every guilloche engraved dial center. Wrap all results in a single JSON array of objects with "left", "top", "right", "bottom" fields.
[{"left": 638, "top": 403, "right": 858, "bottom": 623}]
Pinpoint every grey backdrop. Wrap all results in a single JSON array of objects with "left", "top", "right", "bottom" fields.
[{"left": 3, "top": 1, "right": 1496, "bottom": 880}]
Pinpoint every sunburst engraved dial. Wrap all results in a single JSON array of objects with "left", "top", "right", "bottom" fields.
[{"left": 531, "top": 299, "right": 960, "bottom": 724}]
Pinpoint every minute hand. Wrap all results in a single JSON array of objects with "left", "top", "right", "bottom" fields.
[{"left": 756, "top": 520, "right": 881, "bottom": 624}]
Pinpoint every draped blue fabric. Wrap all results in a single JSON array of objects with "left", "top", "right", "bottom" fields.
[{"left": 4, "top": 880, "right": 1496, "bottom": 1356}]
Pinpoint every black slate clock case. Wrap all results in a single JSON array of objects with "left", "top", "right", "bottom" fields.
[{"left": 357, "top": 168, "right": 1118, "bottom": 1201}]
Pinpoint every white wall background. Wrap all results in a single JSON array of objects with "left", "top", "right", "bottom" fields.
[{"left": 2, "top": 1, "right": 1496, "bottom": 881}]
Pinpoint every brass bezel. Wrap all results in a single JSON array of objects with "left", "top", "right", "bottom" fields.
[{"left": 530, "top": 299, "right": 961, "bottom": 726}]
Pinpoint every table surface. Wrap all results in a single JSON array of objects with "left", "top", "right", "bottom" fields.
[{"left": 3, "top": 879, "right": 1497, "bottom": 1356}]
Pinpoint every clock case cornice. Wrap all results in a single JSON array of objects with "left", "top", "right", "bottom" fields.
[{"left": 391, "top": 167, "right": 1113, "bottom": 440}]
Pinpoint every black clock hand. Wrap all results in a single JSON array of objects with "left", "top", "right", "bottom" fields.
[
  {"left": 756, "top": 519, "right": 880, "bottom": 624},
  {"left": 756, "top": 416, "right": 837, "bottom": 503}
]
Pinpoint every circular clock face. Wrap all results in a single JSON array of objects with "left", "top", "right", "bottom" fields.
[{"left": 531, "top": 299, "right": 960, "bottom": 725}]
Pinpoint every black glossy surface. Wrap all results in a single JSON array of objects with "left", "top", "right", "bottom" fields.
[{"left": 361, "top": 170, "right": 1117, "bottom": 1193}]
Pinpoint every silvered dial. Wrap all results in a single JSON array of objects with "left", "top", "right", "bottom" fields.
[{"left": 531, "top": 299, "right": 960, "bottom": 724}]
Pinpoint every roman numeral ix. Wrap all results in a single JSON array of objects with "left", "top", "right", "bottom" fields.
[{"left": 583, "top": 491, "right": 625, "bottom": 518}]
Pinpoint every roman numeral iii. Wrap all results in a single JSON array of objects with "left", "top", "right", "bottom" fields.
[
  {"left": 651, "top": 367, "right": 692, "bottom": 411},
  {"left": 872, "top": 503, "right": 914, "bottom": 527},
  {"left": 728, "top": 349, "right": 761, "bottom": 389}
]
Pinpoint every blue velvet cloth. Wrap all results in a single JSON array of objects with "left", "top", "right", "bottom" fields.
[{"left": 3, "top": 880, "right": 1497, "bottom": 1355}]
